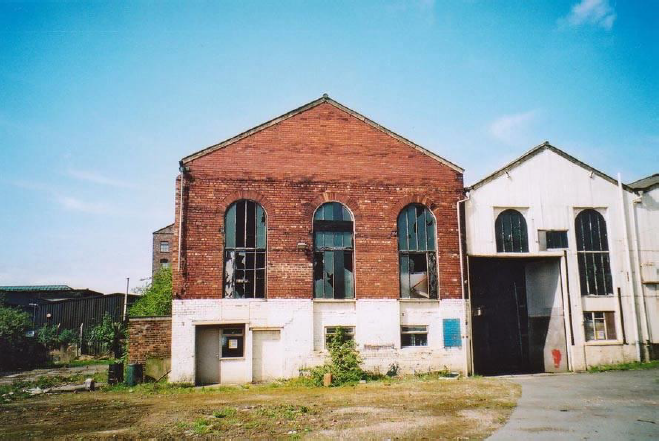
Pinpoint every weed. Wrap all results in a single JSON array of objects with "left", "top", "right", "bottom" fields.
[
  {"left": 213, "top": 407, "right": 237, "bottom": 418},
  {"left": 588, "top": 360, "right": 659, "bottom": 373},
  {"left": 192, "top": 418, "right": 210, "bottom": 435}
]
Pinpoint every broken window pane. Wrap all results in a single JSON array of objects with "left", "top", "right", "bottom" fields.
[
  {"left": 495, "top": 209, "right": 529, "bottom": 253},
  {"left": 576, "top": 209, "right": 612, "bottom": 296},
  {"left": 584, "top": 311, "right": 616, "bottom": 341},
  {"left": 224, "top": 200, "right": 267, "bottom": 298},
  {"left": 397, "top": 204, "right": 438, "bottom": 299},
  {"left": 313, "top": 203, "right": 354, "bottom": 299},
  {"left": 401, "top": 325, "right": 428, "bottom": 347}
]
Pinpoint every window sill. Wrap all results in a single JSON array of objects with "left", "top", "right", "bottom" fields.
[
  {"left": 221, "top": 298, "right": 267, "bottom": 301},
  {"left": 400, "top": 346, "right": 430, "bottom": 350},
  {"left": 399, "top": 299, "right": 439, "bottom": 303},
  {"left": 313, "top": 299, "right": 356, "bottom": 303},
  {"left": 220, "top": 357, "right": 246, "bottom": 361},
  {"left": 585, "top": 340, "right": 623, "bottom": 346}
]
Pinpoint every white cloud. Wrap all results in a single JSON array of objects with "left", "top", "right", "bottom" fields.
[
  {"left": 561, "top": 0, "right": 617, "bottom": 30},
  {"left": 67, "top": 168, "right": 134, "bottom": 188},
  {"left": 55, "top": 195, "right": 111, "bottom": 214},
  {"left": 489, "top": 110, "right": 540, "bottom": 146}
]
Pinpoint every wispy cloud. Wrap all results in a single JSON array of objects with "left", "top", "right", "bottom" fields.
[
  {"left": 55, "top": 195, "right": 111, "bottom": 214},
  {"left": 67, "top": 168, "right": 134, "bottom": 188},
  {"left": 489, "top": 110, "right": 540, "bottom": 146},
  {"left": 560, "top": 0, "right": 616, "bottom": 30}
]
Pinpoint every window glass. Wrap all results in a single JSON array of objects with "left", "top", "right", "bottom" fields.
[
  {"left": 583, "top": 311, "right": 617, "bottom": 341},
  {"left": 160, "top": 241, "right": 170, "bottom": 253},
  {"left": 495, "top": 209, "right": 529, "bottom": 253},
  {"left": 313, "top": 203, "right": 354, "bottom": 299},
  {"left": 224, "top": 200, "right": 267, "bottom": 298},
  {"left": 576, "top": 210, "right": 613, "bottom": 296},
  {"left": 398, "top": 204, "right": 438, "bottom": 299},
  {"left": 401, "top": 325, "right": 428, "bottom": 347},
  {"left": 220, "top": 326, "right": 245, "bottom": 357}
]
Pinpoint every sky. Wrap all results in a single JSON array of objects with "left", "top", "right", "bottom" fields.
[{"left": 1, "top": 0, "right": 657, "bottom": 293}]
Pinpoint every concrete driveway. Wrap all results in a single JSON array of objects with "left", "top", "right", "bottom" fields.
[{"left": 489, "top": 369, "right": 659, "bottom": 440}]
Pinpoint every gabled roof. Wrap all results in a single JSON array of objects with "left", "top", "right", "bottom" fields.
[
  {"left": 181, "top": 94, "right": 463, "bottom": 173},
  {"left": 628, "top": 174, "right": 659, "bottom": 191},
  {"left": 467, "top": 141, "right": 635, "bottom": 192},
  {"left": 0, "top": 285, "right": 72, "bottom": 292},
  {"left": 153, "top": 223, "right": 174, "bottom": 234}
]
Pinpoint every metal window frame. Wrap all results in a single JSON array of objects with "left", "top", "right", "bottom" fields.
[
  {"left": 400, "top": 325, "right": 429, "bottom": 347},
  {"left": 575, "top": 209, "right": 613, "bottom": 296},
  {"left": 495, "top": 209, "right": 529, "bottom": 253},
  {"left": 583, "top": 311, "right": 615, "bottom": 341},
  {"left": 160, "top": 241, "right": 170, "bottom": 253}
]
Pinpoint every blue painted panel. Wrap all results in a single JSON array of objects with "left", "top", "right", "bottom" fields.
[{"left": 443, "top": 318, "right": 461, "bottom": 348}]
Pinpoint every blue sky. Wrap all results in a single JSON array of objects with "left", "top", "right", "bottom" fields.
[{"left": 1, "top": 0, "right": 657, "bottom": 293}]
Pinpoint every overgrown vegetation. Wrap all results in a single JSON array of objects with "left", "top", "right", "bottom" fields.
[
  {"left": 36, "top": 325, "right": 78, "bottom": 350},
  {"left": 588, "top": 360, "right": 659, "bottom": 373},
  {"left": 301, "top": 327, "right": 366, "bottom": 386},
  {"left": 130, "top": 267, "right": 172, "bottom": 317},
  {"left": 88, "top": 312, "right": 126, "bottom": 359},
  {"left": 0, "top": 302, "right": 48, "bottom": 370}
]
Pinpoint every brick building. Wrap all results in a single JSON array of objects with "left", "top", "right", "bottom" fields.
[
  {"left": 152, "top": 224, "right": 174, "bottom": 276},
  {"left": 169, "top": 95, "right": 467, "bottom": 384}
]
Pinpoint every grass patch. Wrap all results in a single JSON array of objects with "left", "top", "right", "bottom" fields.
[{"left": 588, "top": 360, "right": 659, "bottom": 373}]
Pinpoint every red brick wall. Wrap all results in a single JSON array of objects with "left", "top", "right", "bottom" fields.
[
  {"left": 128, "top": 317, "right": 172, "bottom": 364},
  {"left": 172, "top": 101, "right": 464, "bottom": 300}
]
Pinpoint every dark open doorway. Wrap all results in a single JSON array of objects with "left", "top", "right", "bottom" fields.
[{"left": 470, "top": 257, "right": 568, "bottom": 375}]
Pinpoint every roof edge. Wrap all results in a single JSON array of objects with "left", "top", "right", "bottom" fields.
[
  {"left": 153, "top": 223, "right": 175, "bottom": 234},
  {"left": 467, "top": 141, "right": 635, "bottom": 193},
  {"left": 180, "top": 95, "right": 464, "bottom": 173}
]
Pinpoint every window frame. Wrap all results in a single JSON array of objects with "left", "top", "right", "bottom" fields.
[
  {"left": 159, "top": 241, "right": 170, "bottom": 253},
  {"left": 495, "top": 209, "right": 529, "bottom": 253},
  {"left": 220, "top": 325, "right": 245, "bottom": 358},
  {"left": 397, "top": 204, "right": 439, "bottom": 300},
  {"left": 324, "top": 326, "right": 355, "bottom": 349},
  {"left": 400, "top": 325, "right": 429, "bottom": 348},
  {"left": 313, "top": 202, "right": 355, "bottom": 300},
  {"left": 575, "top": 209, "right": 613, "bottom": 297},
  {"left": 583, "top": 311, "right": 617, "bottom": 342},
  {"left": 159, "top": 258, "right": 170, "bottom": 269},
  {"left": 223, "top": 200, "right": 267, "bottom": 299}
]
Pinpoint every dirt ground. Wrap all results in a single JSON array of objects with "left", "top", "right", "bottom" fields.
[{"left": 0, "top": 376, "right": 519, "bottom": 441}]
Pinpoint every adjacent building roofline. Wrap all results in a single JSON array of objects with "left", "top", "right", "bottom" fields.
[
  {"left": 180, "top": 94, "right": 464, "bottom": 173},
  {"left": 628, "top": 173, "right": 659, "bottom": 191},
  {"left": 0, "top": 285, "right": 73, "bottom": 292},
  {"left": 466, "top": 141, "right": 635, "bottom": 193},
  {"left": 152, "top": 223, "right": 174, "bottom": 234}
]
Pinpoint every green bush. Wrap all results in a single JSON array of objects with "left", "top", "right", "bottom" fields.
[
  {"left": 88, "top": 312, "right": 126, "bottom": 359},
  {"left": 0, "top": 303, "right": 48, "bottom": 370},
  {"left": 130, "top": 267, "right": 172, "bottom": 317},
  {"left": 37, "top": 325, "right": 79, "bottom": 350},
  {"left": 302, "top": 327, "right": 365, "bottom": 386}
]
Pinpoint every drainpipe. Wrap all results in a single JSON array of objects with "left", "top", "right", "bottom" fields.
[
  {"left": 617, "top": 173, "right": 642, "bottom": 362},
  {"left": 177, "top": 162, "right": 188, "bottom": 272},
  {"left": 630, "top": 192, "right": 652, "bottom": 359},
  {"left": 457, "top": 191, "right": 471, "bottom": 376}
]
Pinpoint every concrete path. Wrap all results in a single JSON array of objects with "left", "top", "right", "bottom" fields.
[
  {"left": 489, "top": 369, "right": 659, "bottom": 440},
  {"left": 0, "top": 364, "right": 108, "bottom": 386}
]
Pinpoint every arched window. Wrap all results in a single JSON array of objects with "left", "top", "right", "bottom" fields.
[
  {"left": 575, "top": 209, "right": 612, "bottom": 296},
  {"left": 495, "top": 209, "right": 529, "bottom": 253},
  {"left": 224, "top": 200, "right": 266, "bottom": 298},
  {"left": 313, "top": 202, "right": 354, "bottom": 299},
  {"left": 398, "top": 204, "right": 438, "bottom": 299}
]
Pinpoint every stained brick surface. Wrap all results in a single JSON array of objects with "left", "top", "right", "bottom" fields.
[
  {"left": 172, "top": 101, "right": 464, "bottom": 300},
  {"left": 128, "top": 317, "right": 172, "bottom": 364}
]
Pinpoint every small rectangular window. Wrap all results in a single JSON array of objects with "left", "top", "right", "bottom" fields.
[
  {"left": 538, "top": 230, "right": 569, "bottom": 250},
  {"left": 220, "top": 326, "right": 244, "bottom": 358},
  {"left": 325, "top": 326, "right": 355, "bottom": 348},
  {"left": 584, "top": 312, "right": 617, "bottom": 341},
  {"left": 160, "top": 241, "right": 170, "bottom": 253},
  {"left": 401, "top": 325, "right": 428, "bottom": 347}
]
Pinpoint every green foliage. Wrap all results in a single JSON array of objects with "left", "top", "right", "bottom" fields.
[
  {"left": 36, "top": 325, "right": 76, "bottom": 350},
  {"left": 0, "top": 303, "right": 48, "bottom": 370},
  {"left": 130, "top": 267, "right": 173, "bottom": 317},
  {"left": 88, "top": 312, "right": 126, "bottom": 358},
  {"left": 588, "top": 360, "right": 659, "bottom": 373},
  {"left": 213, "top": 407, "right": 237, "bottom": 418},
  {"left": 302, "top": 327, "right": 365, "bottom": 386}
]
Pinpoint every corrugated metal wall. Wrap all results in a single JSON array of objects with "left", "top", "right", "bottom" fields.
[{"left": 32, "top": 295, "right": 125, "bottom": 355}]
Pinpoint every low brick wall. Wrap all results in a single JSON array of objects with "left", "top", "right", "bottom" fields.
[{"left": 128, "top": 316, "right": 172, "bottom": 364}]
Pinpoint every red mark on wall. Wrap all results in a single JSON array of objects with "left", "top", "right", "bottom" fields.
[{"left": 552, "top": 349, "right": 562, "bottom": 368}]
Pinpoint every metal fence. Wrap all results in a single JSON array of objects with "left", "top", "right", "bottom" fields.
[{"left": 32, "top": 294, "right": 125, "bottom": 355}]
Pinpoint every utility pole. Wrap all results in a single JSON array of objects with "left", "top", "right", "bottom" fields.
[{"left": 123, "top": 277, "right": 129, "bottom": 321}]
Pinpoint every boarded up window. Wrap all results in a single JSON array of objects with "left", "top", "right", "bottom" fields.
[
  {"left": 398, "top": 204, "right": 438, "bottom": 299},
  {"left": 224, "top": 200, "right": 266, "bottom": 298},
  {"left": 495, "top": 209, "right": 529, "bottom": 253},
  {"left": 575, "top": 209, "right": 612, "bottom": 296},
  {"left": 313, "top": 203, "right": 354, "bottom": 299},
  {"left": 443, "top": 318, "right": 461, "bottom": 348},
  {"left": 583, "top": 311, "right": 617, "bottom": 341}
]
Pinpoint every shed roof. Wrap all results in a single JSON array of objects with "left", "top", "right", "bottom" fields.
[
  {"left": 0, "top": 285, "right": 73, "bottom": 292},
  {"left": 180, "top": 94, "right": 463, "bottom": 173},
  {"left": 467, "top": 141, "right": 635, "bottom": 193},
  {"left": 628, "top": 174, "right": 659, "bottom": 191},
  {"left": 153, "top": 223, "right": 174, "bottom": 234}
]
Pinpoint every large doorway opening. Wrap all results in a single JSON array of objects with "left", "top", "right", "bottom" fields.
[{"left": 470, "top": 257, "right": 568, "bottom": 375}]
